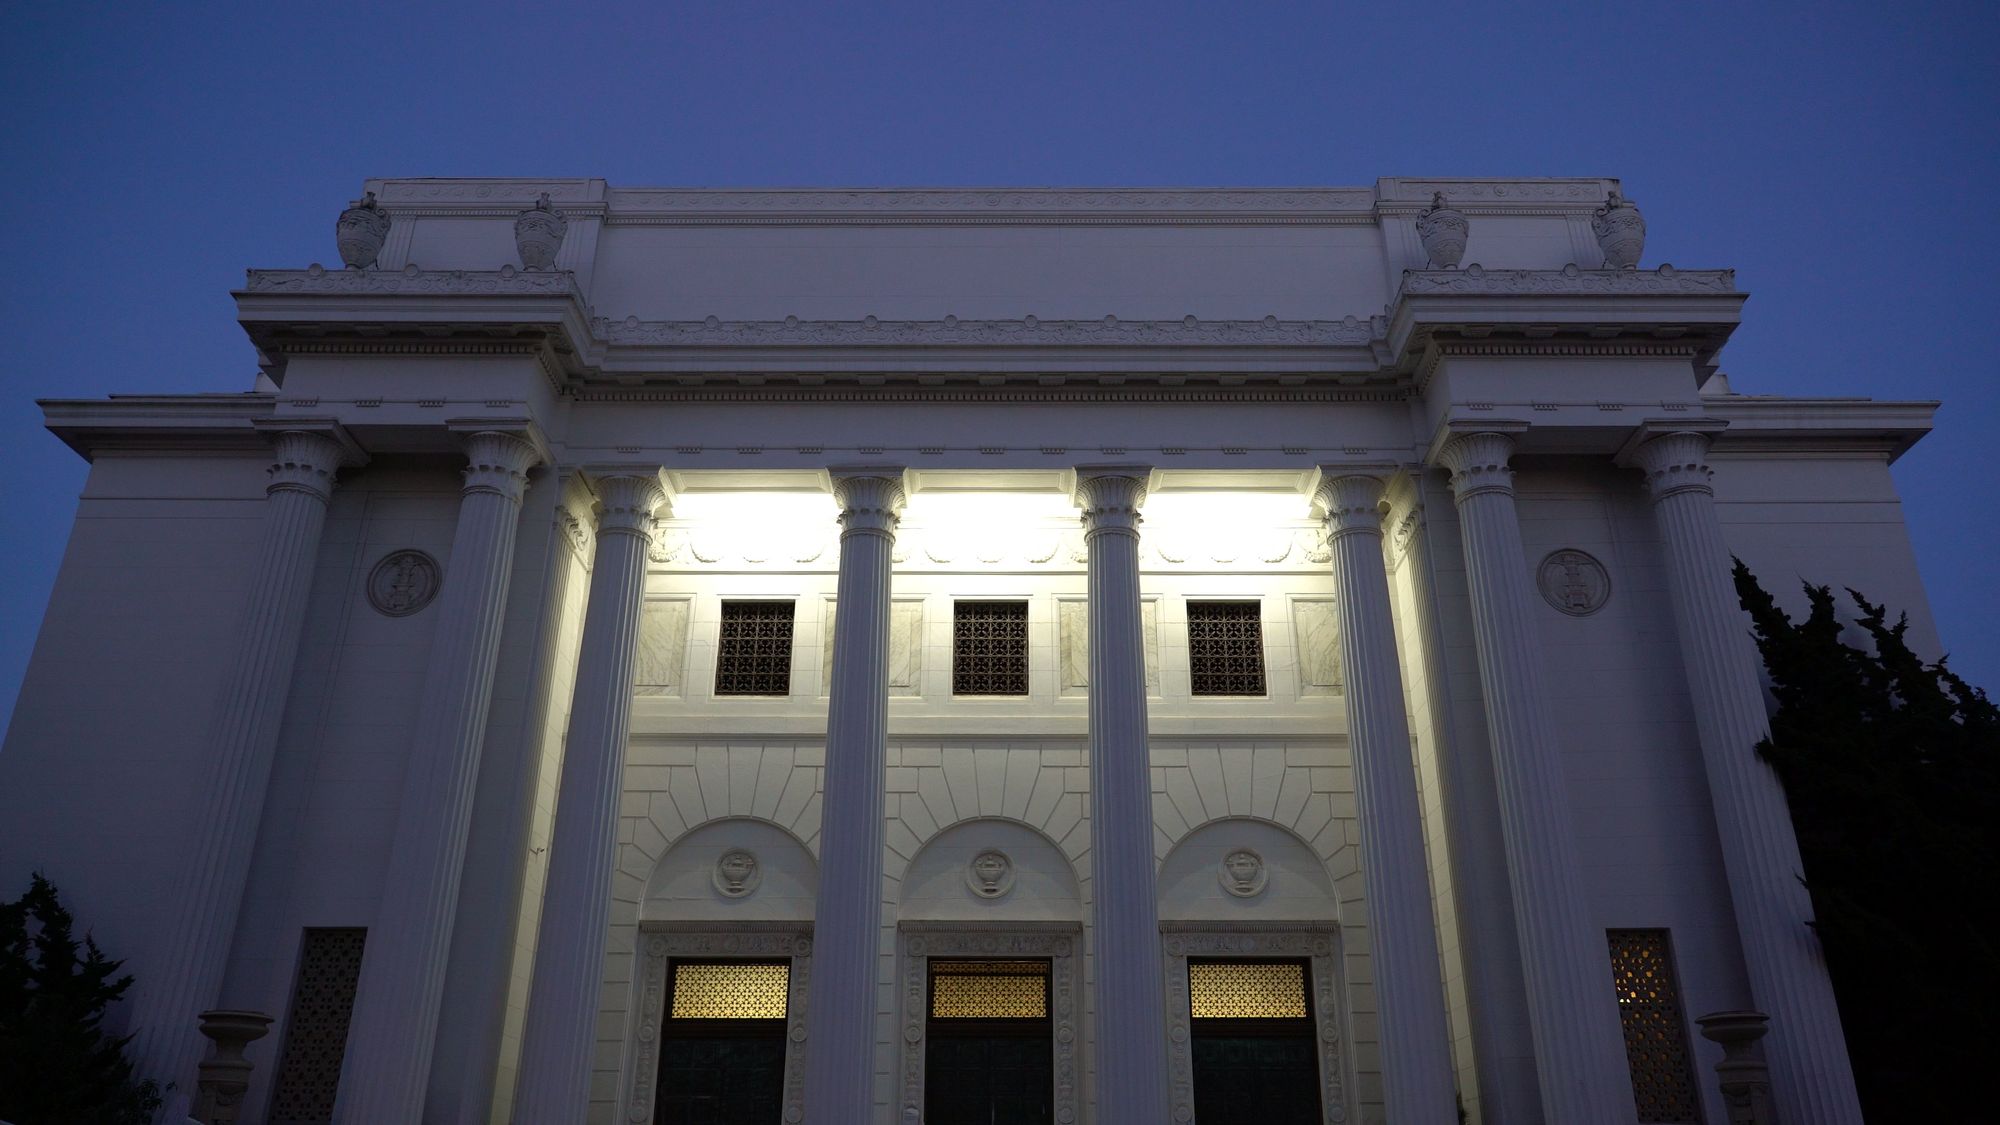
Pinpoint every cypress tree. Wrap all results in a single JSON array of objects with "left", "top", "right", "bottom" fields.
[
  {"left": 1734, "top": 562, "right": 1999, "bottom": 1122},
  {"left": 0, "top": 873, "right": 162, "bottom": 1125}
]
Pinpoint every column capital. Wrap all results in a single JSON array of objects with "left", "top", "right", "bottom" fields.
[
  {"left": 1433, "top": 425, "right": 1526, "bottom": 502},
  {"left": 448, "top": 419, "right": 549, "bottom": 504},
  {"left": 1619, "top": 421, "right": 1729, "bottom": 501},
  {"left": 1070, "top": 464, "right": 1153, "bottom": 536},
  {"left": 583, "top": 467, "right": 670, "bottom": 540},
  {"left": 253, "top": 421, "right": 363, "bottom": 502},
  {"left": 1312, "top": 464, "right": 1401, "bottom": 538},
  {"left": 826, "top": 466, "right": 908, "bottom": 537}
]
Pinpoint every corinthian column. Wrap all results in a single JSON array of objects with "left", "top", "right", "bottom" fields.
[
  {"left": 1073, "top": 465, "right": 1172, "bottom": 1122},
  {"left": 1314, "top": 468, "right": 1458, "bottom": 1121},
  {"left": 512, "top": 470, "right": 670, "bottom": 1122},
  {"left": 334, "top": 427, "right": 544, "bottom": 1124},
  {"left": 1630, "top": 427, "right": 1864, "bottom": 1124},
  {"left": 1433, "top": 428, "right": 1636, "bottom": 1122},
  {"left": 801, "top": 468, "right": 906, "bottom": 1120},
  {"left": 129, "top": 426, "right": 358, "bottom": 1121}
]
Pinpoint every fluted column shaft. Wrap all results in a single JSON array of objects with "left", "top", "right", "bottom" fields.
[
  {"left": 129, "top": 430, "right": 354, "bottom": 1120},
  {"left": 1075, "top": 466, "right": 1172, "bottom": 1123},
  {"left": 1435, "top": 431, "right": 1637, "bottom": 1122},
  {"left": 512, "top": 472, "right": 669, "bottom": 1122},
  {"left": 1316, "top": 470, "right": 1459, "bottom": 1122},
  {"left": 1634, "top": 431, "right": 1863, "bottom": 1124},
  {"left": 334, "top": 430, "right": 543, "bottom": 1124},
  {"left": 802, "top": 469, "right": 906, "bottom": 1121}
]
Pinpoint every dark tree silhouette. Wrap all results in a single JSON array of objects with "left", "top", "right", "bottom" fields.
[
  {"left": 1734, "top": 562, "right": 1999, "bottom": 1122},
  {"left": 0, "top": 873, "right": 162, "bottom": 1125}
]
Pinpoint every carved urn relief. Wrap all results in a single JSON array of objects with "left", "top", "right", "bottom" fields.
[
  {"left": 713, "top": 849, "right": 762, "bottom": 897},
  {"left": 1416, "top": 192, "right": 1469, "bottom": 269},
  {"left": 334, "top": 192, "right": 391, "bottom": 270},
  {"left": 1593, "top": 189, "right": 1647, "bottom": 268},
  {"left": 514, "top": 192, "right": 569, "bottom": 271}
]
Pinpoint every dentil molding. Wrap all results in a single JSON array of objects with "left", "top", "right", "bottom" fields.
[
  {"left": 595, "top": 313, "right": 1386, "bottom": 348},
  {"left": 242, "top": 264, "right": 580, "bottom": 295}
]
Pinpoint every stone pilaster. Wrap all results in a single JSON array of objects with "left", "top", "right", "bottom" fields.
[
  {"left": 1433, "top": 428, "right": 1637, "bottom": 1122},
  {"left": 1631, "top": 428, "right": 1864, "bottom": 1124},
  {"left": 1315, "top": 468, "right": 1459, "bottom": 1121},
  {"left": 512, "top": 470, "right": 670, "bottom": 1122},
  {"left": 333, "top": 427, "right": 545, "bottom": 1124},
  {"left": 800, "top": 468, "right": 906, "bottom": 1120},
  {"left": 1074, "top": 465, "right": 1173, "bottom": 1123},
  {"left": 128, "top": 427, "right": 357, "bottom": 1121}
]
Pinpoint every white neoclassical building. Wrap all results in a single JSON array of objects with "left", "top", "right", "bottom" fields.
[{"left": 0, "top": 178, "right": 1940, "bottom": 1125}]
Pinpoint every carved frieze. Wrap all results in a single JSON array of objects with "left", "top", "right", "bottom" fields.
[
  {"left": 242, "top": 264, "right": 579, "bottom": 294},
  {"left": 609, "top": 188, "right": 1376, "bottom": 212},
  {"left": 593, "top": 313, "right": 1386, "bottom": 348},
  {"left": 1402, "top": 263, "right": 1735, "bottom": 295}
]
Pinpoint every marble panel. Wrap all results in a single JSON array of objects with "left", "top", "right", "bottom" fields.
[
  {"left": 821, "top": 599, "right": 924, "bottom": 694},
  {"left": 633, "top": 598, "right": 689, "bottom": 695},
  {"left": 1293, "top": 597, "right": 1342, "bottom": 690},
  {"left": 1058, "top": 598, "right": 1160, "bottom": 694}
]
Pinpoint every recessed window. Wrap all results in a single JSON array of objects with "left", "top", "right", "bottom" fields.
[
  {"left": 1187, "top": 601, "right": 1267, "bottom": 696},
  {"left": 715, "top": 601, "right": 795, "bottom": 696},
  {"left": 1187, "top": 958, "right": 1321, "bottom": 1122},
  {"left": 268, "top": 927, "right": 367, "bottom": 1125},
  {"left": 1607, "top": 929, "right": 1703, "bottom": 1124},
  {"left": 953, "top": 601, "right": 1029, "bottom": 695},
  {"left": 926, "top": 960, "right": 1053, "bottom": 1123},
  {"left": 660, "top": 960, "right": 791, "bottom": 1123}
]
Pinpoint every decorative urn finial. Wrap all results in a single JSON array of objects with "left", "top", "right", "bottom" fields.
[
  {"left": 194, "top": 1008, "right": 274, "bottom": 1124},
  {"left": 1593, "top": 188, "right": 1647, "bottom": 268},
  {"left": 514, "top": 192, "right": 569, "bottom": 271},
  {"left": 1416, "top": 192, "right": 1469, "bottom": 269},
  {"left": 334, "top": 191, "right": 391, "bottom": 270}
]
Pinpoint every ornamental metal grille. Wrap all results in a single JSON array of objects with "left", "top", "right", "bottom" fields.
[
  {"left": 930, "top": 960, "right": 1049, "bottom": 1019},
  {"left": 1607, "top": 929, "right": 1703, "bottom": 1124},
  {"left": 715, "top": 601, "right": 795, "bottom": 696},
  {"left": 1187, "top": 601, "right": 1267, "bottom": 696},
  {"left": 669, "top": 961, "right": 790, "bottom": 1020},
  {"left": 1188, "top": 961, "right": 1309, "bottom": 1020},
  {"left": 953, "top": 601, "right": 1029, "bottom": 695},
  {"left": 268, "top": 928, "right": 366, "bottom": 1125}
]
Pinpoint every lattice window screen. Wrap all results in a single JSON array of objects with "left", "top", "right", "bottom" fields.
[
  {"left": 669, "top": 961, "right": 790, "bottom": 1019},
  {"left": 930, "top": 960, "right": 1049, "bottom": 1019},
  {"left": 1188, "top": 961, "right": 1309, "bottom": 1019},
  {"left": 953, "top": 601, "right": 1029, "bottom": 695},
  {"left": 1607, "top": 929, "right": 1704, "bottom": 1124},
  {"left": 715, "top": 601, "right": 795, "bottom": 696},
  {"left": 268, "top": 927, "right": 366, "bottom": 1125},
  {"left": 1187, "top": 601, "right": 1267, "bottom": 696}
]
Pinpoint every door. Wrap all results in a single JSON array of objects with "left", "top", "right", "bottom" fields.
[
  {"left": 1187, "top": 959, "right": 1323, "bottom": 1125},
  {"left": 924, "top": 959, "right": 1054, "bottom": 1125},
  {"left": 655, "top": 960, "right": 791, "bottom": 1125}
]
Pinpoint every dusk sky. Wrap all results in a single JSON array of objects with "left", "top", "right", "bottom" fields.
[{"left": 2, "top": 1, "right": 1995, "bottom": 733}]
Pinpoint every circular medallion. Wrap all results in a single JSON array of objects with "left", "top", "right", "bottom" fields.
[
  {"left": 1219, "top": 848, "right": 1268, "bottom": 898},
  {"left": 965, "top": 849, "right": 1016, "bottom": 899},
  {"left": 712, "top": 849, "right": 762, "bottom": 898},
  {"left": 367, "top": 550, "right": 441, "bottom": 617},
  {"left": 1537, "top": 549, "right": 1612, "bottom": 616}
]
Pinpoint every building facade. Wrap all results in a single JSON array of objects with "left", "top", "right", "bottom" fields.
[{"left": 0, "top": 178, "right": 1940, "bottom": 1125}]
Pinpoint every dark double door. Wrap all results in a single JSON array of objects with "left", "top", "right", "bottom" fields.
[
  {"left": 655, "top": 1034, "right": 786, "bottom": 1125},
  {"left": 925, "top": 1031, "right": 1053, "bottom": 1125}
]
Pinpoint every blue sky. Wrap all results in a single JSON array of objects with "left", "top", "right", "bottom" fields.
[{"left": 2, "top": 1, "right": 1995, "bottom": 732}]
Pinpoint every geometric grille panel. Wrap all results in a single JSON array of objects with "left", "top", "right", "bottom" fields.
[
  {"left": 1607, "top": 929, "right": 1703, "bottom": 1124},
  {"left": 953, "top": 601, "right": 1029, "bottom": 695},
  {"left": 267, "top": 927, "right": 366, "bottom": 1125},
  {"left": 669, "top": 961, "right": 791, "bottom": 1019},
  {"left": 1188, "top": 960, "right": 1308, "bottom": 1019},
  {"left": 930, "top": 960, "right": 1049, "bottom": 1019},
  {"left": 1187, "top": 601, "right": 1267, "bottom": 696},
  {"left": 715, "top": 601, "right": 795, "bottom": 696}
]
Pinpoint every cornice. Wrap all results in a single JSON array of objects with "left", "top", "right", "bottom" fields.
[
  {"left": 240, "top": 264, "right": 581, "bottom": 295},
  {"left": 40, "top": 394, "right": 277, "bottom": 459},
  {"left": 567, "top": 381, "right": 1408, "bottom": 404}
]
